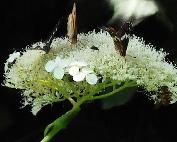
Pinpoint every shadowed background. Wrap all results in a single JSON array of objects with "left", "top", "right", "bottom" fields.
[{"left": 1, "top": 0, "right": 177, "bottom": 142}]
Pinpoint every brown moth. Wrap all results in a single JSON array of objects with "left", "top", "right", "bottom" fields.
[
  {"left": 67, "top": 3, "right": 77, "bottom": 44},
  {"left": 104, "top": 22, "right": 132, "bottom": 56},
  {"left": 159, "top": 86, "right": 172, "bottom": 106},
  {"left": 154, "top": 86, "right": 172, "bottom": 109}
]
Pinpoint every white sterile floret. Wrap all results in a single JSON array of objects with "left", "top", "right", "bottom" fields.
[
  {"left": 81, "top": 68, "right": 93, "bottom": 74},
  {"left": 45, "top": 57, "right": 72, "bottom": 79},
  {"left": 53, "top": 67, "right": 65, "bottom": 79},
  {"left": 55, "top": 57, "right": 71, "bottom": 68},
  {"left": 45, "top": 60, "right": 56, "bottom": 72},
  {"left": 86, "top": 73, "right": 98, "bottom": 85},
  {"left": 69, "top": 66, "right": 79, "bottom": 76},
  {"left": 68, "top": 61, "right": 98, "bottom": 85},
  {"left": 73, "top": 72, "right": 86, "bottom": 82}
]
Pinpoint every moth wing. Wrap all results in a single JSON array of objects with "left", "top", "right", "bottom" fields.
[{"left": 67, "top": 3, "right": 77, "bottom": 43}]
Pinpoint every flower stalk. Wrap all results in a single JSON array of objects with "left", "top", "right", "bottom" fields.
[
  {"left": 40, "top": 80, "right": 137, "bottom": 142},
  {"left": 41, "top": 105, "right": 81, "bottom": 142}
]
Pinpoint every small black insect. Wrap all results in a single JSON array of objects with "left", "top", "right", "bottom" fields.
[
  {"left": 97, "top": 74, "right": 103, "bottom": 83},
  {"left": 90, "top": 46, "right": 99, "bottom": 50}
]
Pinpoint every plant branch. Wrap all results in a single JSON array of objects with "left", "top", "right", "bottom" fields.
[
  {"left": 41, "top": 105, "right": 81, "bottom": 142},
  {"left": 89, "top": 80, "right": 137, "bottom": 101},
  {"left": 40, "top": 80, "right": 137, "bottom": 142}
]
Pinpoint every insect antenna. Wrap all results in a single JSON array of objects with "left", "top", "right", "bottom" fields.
[{"left": 43, "top": 19, "right": 61, "bottom": 53}]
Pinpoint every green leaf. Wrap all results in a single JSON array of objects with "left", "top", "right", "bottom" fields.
[{"left": 101, "top": 87, "right": 137, "bottom": 109}]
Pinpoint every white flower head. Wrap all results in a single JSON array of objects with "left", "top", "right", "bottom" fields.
[{"left": 4, "top": 29, "right": 177, "bottom": 115}]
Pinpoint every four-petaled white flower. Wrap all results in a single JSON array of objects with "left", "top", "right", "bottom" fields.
[
  {"left": 45, "top": 57, "right": 71, "bottom": 79},
  {"left": 68, "top": 61, "right": 98, "bottom": 85}
]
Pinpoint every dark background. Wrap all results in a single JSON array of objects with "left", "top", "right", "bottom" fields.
[{"left": 1, "top": 0, "right": 177, "bottom": 142}]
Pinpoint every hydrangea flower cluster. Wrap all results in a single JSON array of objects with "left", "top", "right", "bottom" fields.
[
  {"left": 3, "top": 30, "right": 177, "bottom": 116},
  {"left": 3, "top": 3, "right": 177, "bottom": 141},
  {"left": 3, "top": 28, "right": 177, "bottom": 142}
]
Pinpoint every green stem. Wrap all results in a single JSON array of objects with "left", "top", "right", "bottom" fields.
[
  {"left": 40, "top": 80, "right": 137, "bottom": 142},
  {"left": 68, "top": 97, "right": 76, "bottom": 105},
  {"left": 89, "top": 84, "right": 127, "bottom": 101},
  {"left": 89, "top": 80, "right": 137, "bottom": 101},
  {"left": 41, "top": 105, "right": 81, "bottom": 142}
]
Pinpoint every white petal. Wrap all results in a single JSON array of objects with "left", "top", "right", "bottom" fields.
[
  {"left": 45, "top": 60, "right": 57, "bottom": 72},
  {"left": 81, "top": 67, "right": 93, "bottom": 75},
  {"left": 53, "top": 67, "right": 64, "bottom": 79},
  {"left": 55, "top": 57, "right": 62, "bottom": 63},
  {"left": 69, "top": 66, "right": 79, "bottom": 76},
  {"left": 54, "top": 57, "right": 72, "bottom": 68},
  {"left": 70, "top": 61, "right": 87, "bottom": 67},
  {"left": 59, "top": 59, "right": 72, "bottom": 68},
  {"left": 8, "top": 52, "right": 20, "bottom": 63},
  {"left": 86, "top": 73, "right": 98, "bottom": 85},
  {"left": 73, "top": 72, "right": 86, "bottom": 82}
]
